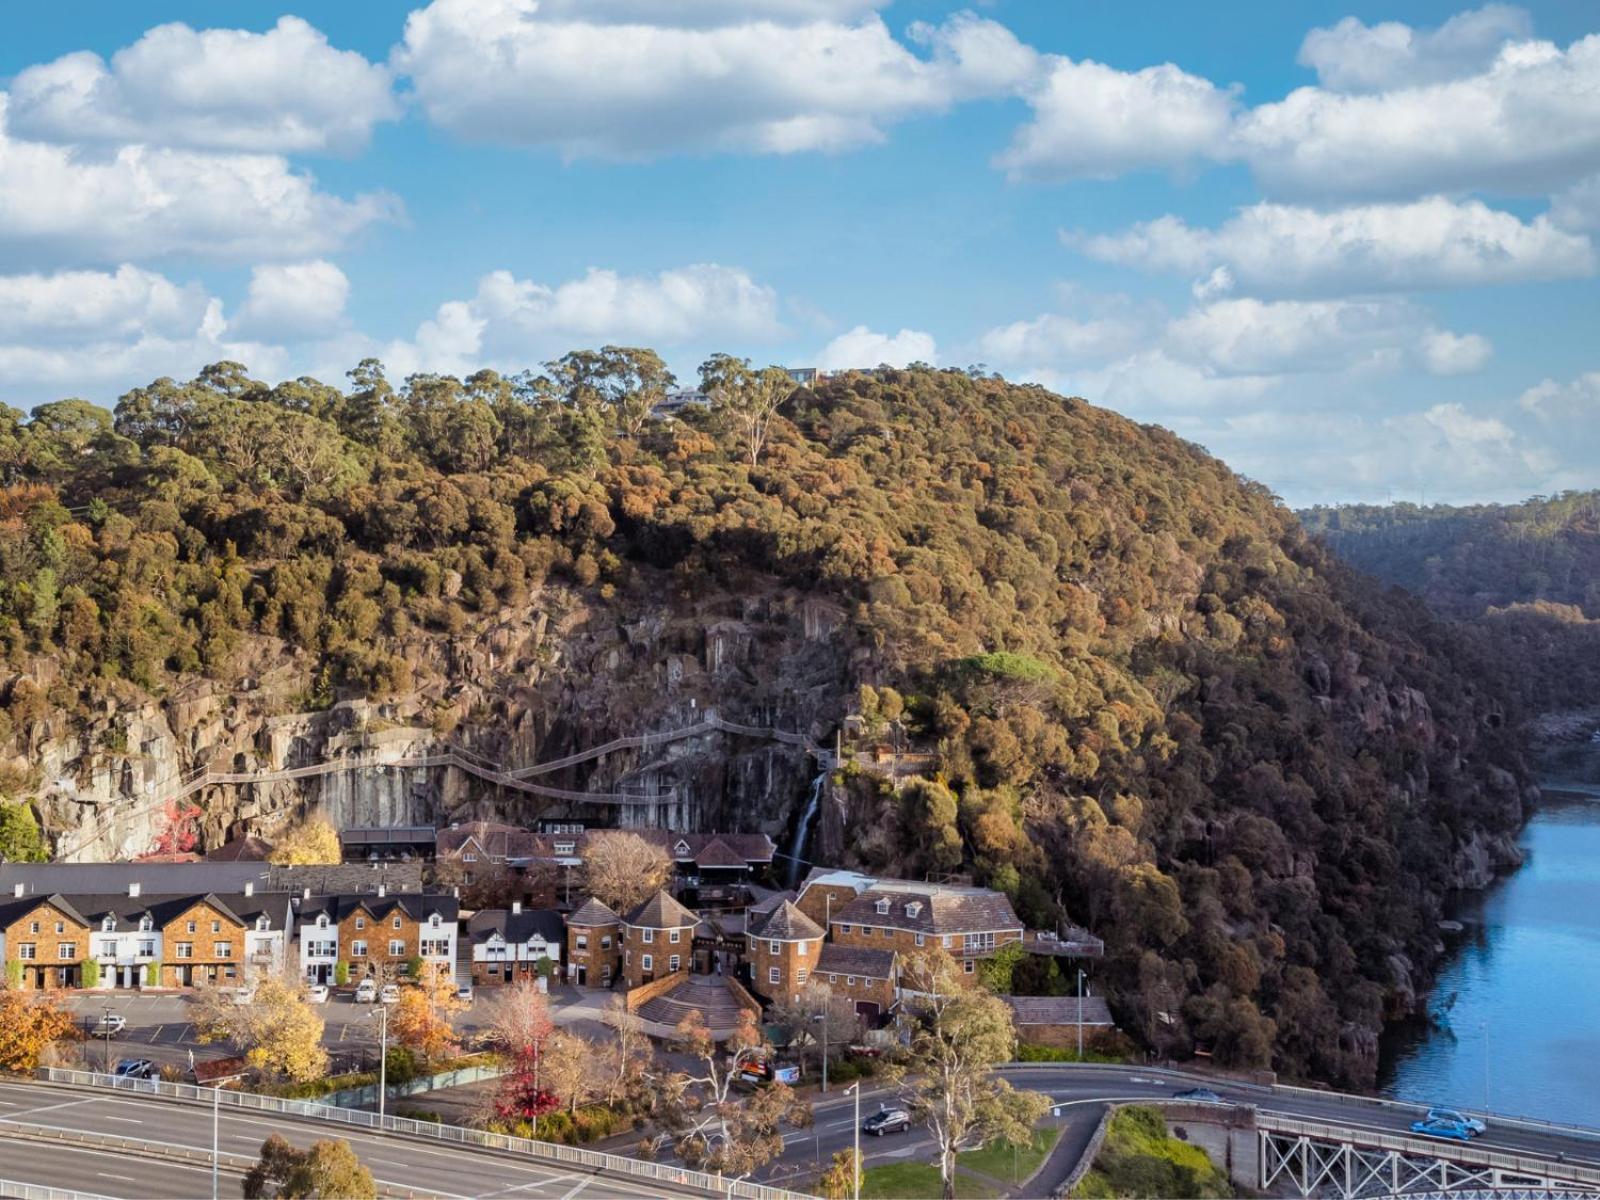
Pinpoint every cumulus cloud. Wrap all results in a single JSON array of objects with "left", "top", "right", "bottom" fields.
[
  {"left": 817, "top": 325, "right": 937, "bottom": 371},
  {"left": 1519, "top": 371, "right": 1600, "bottom": 421},
  {"left": 1552, "top": 174, "right": 1600, "bottom": 232},
  {"left": 1073, "top": 197, "right": 1594, "bottom": 295},
  {"left": 9, "top": 17, "right": 397, "bottom": 155},
  {"left": 232, "top": 261, "right": 351, "bottom": 340},
  {"left": 996, "top": 57, "right": 1236, "bottom": 182},
  {"left": 532, "top": 0, "right": 888, "bottom": 21},
  {"left": 0, "top": 264, "right": 210, "bottom": 344},
  {"left": 977, "top": 311, "right": 1146, "bottom": 368},
  {"left": 0, "top": 96, "right": 397, "bottom": 265},
  {"left": 1297, "top": 5, "right": 1532, "bottom": 92},
  {"left": 1418, "top": 328, "right": 1493, "bottom": 376},
  {"left": 395, "top": 0, "right": 1032, "bottom": 158}
]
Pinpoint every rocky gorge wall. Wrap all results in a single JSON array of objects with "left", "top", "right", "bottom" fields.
[{"left": 14, "top": 581, "right": 854, "bottom": 860}]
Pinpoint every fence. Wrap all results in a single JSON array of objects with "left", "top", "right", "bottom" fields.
[
  {"left": 0, "top": 1181, "right": 111, "bottom": 1200},
  {"left": 322, "top": 1062, "right": 506, "bottom": 1110},
  {"left": 34, "top": 1067, "right": 805, "bottom": 1200}
]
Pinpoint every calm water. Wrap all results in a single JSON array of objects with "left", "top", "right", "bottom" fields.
[{"left": 1377, "top": 793, "right": 1600, "bottom": 1124}]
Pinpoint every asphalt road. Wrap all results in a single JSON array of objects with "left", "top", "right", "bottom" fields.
[{"left": 0, "top": 1079, "right": 712, "bottom": 1199}]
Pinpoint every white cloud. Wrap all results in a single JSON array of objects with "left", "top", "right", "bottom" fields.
[
  {"left": 1165, "top": 298, "right": 1446, "bottom": 376},
  {"left": 1552, "top": 174, "right": 1600, "bottom": 232},
  {"left": 1074, "top": 197, "right": 1594, "bottom": 295},
  {"left": 1051, "top": 349, "right": 1279, "bottom": 414},
  {"left": 1519, "top": 371, "right": 1600, "bottom": 421},
  {"left": 395, "top": 0, "right": 1031, "bottom": 158},
  {"left": 232, "top": 261, "right": 350, "bottom": 340},
  {"left": 977, "top": 311, "right": 1145, "bottom": 368},
  {"left": 9, "top": 17, "right": 397, "bottom": 155},
  {"left": 996, "top": 57, "right": 1236, "bottom": 182},
  {"left": 375, "top": 263, "right": 784, "bottom": 378},
  {"left": 817, "top": 325, "right": 937, "bottom": 371},
  {"left": 0, "top": 95, "right": 397, "bottom": 264},
  {"left": 1418, "top": 328, "right": 1493, "bottom": 375},
  {"left": 1297, "top": 5, "right": 1532, "bottom": 92},
  {"left": 0, "top": 264, "right": 210, "bottom": 344},
  {"left": 532, "top": 0, "right": 888, "bottom": 22}
]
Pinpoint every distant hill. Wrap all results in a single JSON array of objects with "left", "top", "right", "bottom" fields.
[{"left": 0, "top": 358, "right": 1533, "bottom": 1088}]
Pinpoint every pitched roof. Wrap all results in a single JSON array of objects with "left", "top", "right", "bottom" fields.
[
  {"left": 622, "top": 889, "right": 700, "bottom": 929},
  {"left": 693, "top": 837, "right": 750, "bottom": 869},
  {"left": 0, "top": 862, "right": 270, "bottom": 895},
  {"left": 293, "top": 892, "right": 459, "bottom": 925},
  {"left": 834, "top": 886, "right": 1021, "bottom": 937},
  {"left": 747, "top": 889, "right": 797, "bottom": 918},
  {"left": 566, "top": 897, "right": 621, "bottom": 927},
  {"left": 587, "top": 829, "right": 774, "bottom": 865},
  {"left": 817, "top": 945, "right": 896, "bottom": 979},
  {"left": 1005, "top": 995, "right": 1114, "bottom": 1027},
  {"left": 0, "top": 890, "right": 294, "bottom": 932},
  {"left": 206, "top": 836, "right": 273, "bottom": 862},
  {"left": 437, "top": 821, "right": 543, "bottom": 860},
  {"left": 748, "top": 900, "right": 824, "bottom": 942},
  {"left": 0, "top": 892, "right": 91, "bottom": 929},
  {"left": 468, "top": 907, "right": 565, "bottom": 946}
]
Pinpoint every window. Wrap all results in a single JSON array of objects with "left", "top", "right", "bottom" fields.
[
  {"left": 554, "top": 841, "right": 575, "bottom": 855},
  {"left": 641, "top": 954, "right": 653, "bottom": 972},
  {"left": 102, "top": 917, "right": 115, "bottom": 932},
  {"left": 463, "top": 851, "right": 478, "bottom": 863},
  {"left": 99, "top": 940, "right": 117, "bottom": 957},
  {"left": 601, "top": 935, "right": 612, "bottom": 949},
  {"left": 942, "top": 935, "right": 953, "bottom": 948},
  {"left": 214, "top": 943, "right": 232, "bottom": 958},
  {"left": 915, "top": 934, "right": 925, "bottom": 947},
  {"left": 669, "top": 929, "right": 680, "bottom": 944},
  {"left": 355, "top": 917, "right": 366, "bottom": 930},
  {"left": 641, "top": 928, "right": 653, "bottom": 944},
  {"left": 768, "top": 966, "right": 781, "bottom": 985},
  {"left": 140, "top": 916, "right": 152, "bottom": 931},
  {"left": 17, "top": 944, "right": 35, "bottom": 960},
  {"left": 797, "top": 941, "right": 807, "bottom": 956},
  {"left": 211, "top": 920, "right": 221, "bottom": 933},
  {"left": 963, "top": 960, "right": 975, "bottom": 974},
  {"left": 56, "top": 943, "right": 75, "bottom": 960},
  {"left": 175, "top": 943, "right": 194, "bottom": 959},
  {"left": 389, "top": 940, "right": 405, "bottom": 957},
  {"left": 905, "top": 902, "right": 922, "bottom": 918},
  {"left": 874, "top": 899, "right": 889, "bottom": 915},
  {"left": 393, "top": 916, "right": 402, "bottom": 929},
  {"left": 846, "top": 976, "right": 856, "bottom": 987},
  {"left": 139, "top": 940, "right": 156, "bottom": 957},
  {"left": 796, "top": 968, "right": 808, "bottom": 986},
  {"left": 669, "top": 955, "right": 680, "bottom": 972},
  {"left": 964, "top": 932, "right": 996, "bottom": 952},
  {"left": 187, "top": 921, "right": 196, "bottom": 934},
  {"left": 770, "top": 940, "right": 781, "bottom": 954},
  {"left": 317, "top": 915, "right": 329, "bottom": 928},
  {"left": 827, "top": 974, "right": 837, "bottom": 984},
  {"left": 839, "top": 924, "right": 851, "bottom": 935},
  {"left": 422, "top": 939, "right": 450, "bottom": 956},
  {"left": 430, "top": 914, "right": 441, "bottom": 927},
  {"left": 55, "top": 920, "right": 65, "bottom": 934},
  {"left": 575, "top": 934, "right": 589, "bottom": 950},
  {"left": 28, "top": 921, "right": 38, "bottom": 934},
  {"left": 351, "top": 941, "right": 367, "bottom": 958}
]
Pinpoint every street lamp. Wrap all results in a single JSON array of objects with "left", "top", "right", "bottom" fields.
[
  {"left": 211, "top": 1083, "right": 220, "bottom": 1200},
  {"left": 845, "top": 1081, "right": 861, "bottom": 1200},
  {"left": 1076, "top": 969, "right": 1087, "bottom": 1062},
  {"left": 373, "top": 1004, "right": 389, "bottom": 1124},
  {"left": 813, "top": 1011, "right": 829, "bottom": 1094},
  {"left": 101, "top": 1003, "right": 113, "bottom": 1074}
]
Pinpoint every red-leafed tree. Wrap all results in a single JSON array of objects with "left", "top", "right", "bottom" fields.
[
  {"left": 489, "top": 978, "right": 558, "bottom": 1122},
  {"left": 148, "top": 798, "right": 201, "bottom": 858}
]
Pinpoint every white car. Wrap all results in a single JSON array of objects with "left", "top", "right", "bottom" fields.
[
  {"left": 354, "top": 980, "right": 378, "bottom": 1003},
  {"left": 455, "top": 985, "right": 473, "bottom": 1003},
  {"left": 379, "top": 984, "right": 400, "bottom": 1005},
  {"left": 306, "top": 984, "right": 330, "bottom": 1004}
]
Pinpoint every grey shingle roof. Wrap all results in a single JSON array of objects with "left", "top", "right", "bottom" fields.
[
  {"left": 1005, "top": 995, "right": 1114, "bottom": 1026},
  {"left": 748, "top": 900, "right": 824, "bottom": 942},
  {"left": 834, "top": 887, "right": 1020, "bottom": 937},
  {"left": 437, "top": 821, "right": 542, "bottom": 860},
  {"left": 293, "top": 893, "right": 459, "bottom": 925},
  {"left": 622, "top": 890, "right": 699, "bottom": 929},
  {"left": 566, "top": 897, "right": 620, "bottom": 927},
  {"left": 817, "top": 945, "right": 896, "bottom": 979},
  {"left": 468, "top": 907, "right": 565, "bottom": 946}
]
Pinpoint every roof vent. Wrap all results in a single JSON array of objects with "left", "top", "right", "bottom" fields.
[
  {"left": 128, "top": 882, "right": 141, "bottom": 898},
  {"left": 304, "top": 887, "right": 312, "bottom": 900}
]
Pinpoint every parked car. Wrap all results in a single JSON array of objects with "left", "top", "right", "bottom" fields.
[
  {"left": 379, "top": 984, "right": 400, "bottom": 1005},
  {"left": 455, "top": 984, "right": 473, "bottom": 1003},
  {"left": 354, "top": 980, "right": 378, "bottom": 1003},
  {"left": 306, "top": 984, "right": 330, "bottom": 1004},
  {"left": 1410, "top": 1117, "right": 1475, "bottom": 1142},
  {"left": 1425, "top": 1107, "right": 1487, "bottom": 1136},
  {"left": 1172, "top": 1087, "right": 1224, "bottom": 1103},
  {"left": 113, "top": 1058, "right": 155, "bottom": 1079},
  {"left": 89, "top": 1013, "right": 126, "bottom": 1037},
  {"left": 862, "top": 1107, "right": 912, "bottom": 1136}
]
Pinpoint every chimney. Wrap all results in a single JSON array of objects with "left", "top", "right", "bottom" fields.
[
  {"left": 512, "top": 901, "right": 522, "bottom": 914},
  {"left": 244, "top": 882, "right": 254, "bottom": 897},
  {"left": 11, "top": 882, "right": 23, "bottom": 898},
  {"left": 304, "top": 887, "right": 312, "bottom": 900},
  {"left": 128, "top": 882, "right": 141, "bottom": 898},
  {"left": 377, "top": 884, "right": 386, "bottom": 898}
]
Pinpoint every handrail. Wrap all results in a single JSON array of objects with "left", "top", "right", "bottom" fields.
[
  {"left": 0, "top": 1180, "right": 112, "bottom": 1200},
  {"left": 34, "top": 1068, "right": 805, "bottom": 1200}
]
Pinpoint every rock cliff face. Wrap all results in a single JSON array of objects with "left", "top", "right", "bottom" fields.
[{"left": 20, "top": 583, "right": 849, "bottom": 860}]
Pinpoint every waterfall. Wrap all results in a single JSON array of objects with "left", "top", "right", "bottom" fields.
[{"left": 784, "top": 773, "right": 826, "bottom": 889}]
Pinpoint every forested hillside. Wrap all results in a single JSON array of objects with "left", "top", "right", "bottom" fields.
[
  {"left": 1302, "top": 495, "right": 1600, "bottom": 713},
  {"left": 0, "top": 358, "right": 1532, "bottom": 1087}
]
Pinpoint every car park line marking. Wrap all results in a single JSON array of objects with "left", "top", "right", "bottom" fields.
[{"left": 147, "top": 1025, "right": 163, "bottom": 1043}]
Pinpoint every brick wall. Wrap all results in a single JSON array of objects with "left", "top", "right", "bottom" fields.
[
  {"left": 566, "top": 922, "right": 620, "bottom": 987},
  {"left": 4, "top": 901, "right": 87, "bottom": 989}
]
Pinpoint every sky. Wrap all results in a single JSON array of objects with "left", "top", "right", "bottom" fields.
[{"left": 2, "top": 1, "right": 1598, "bottom": 507}]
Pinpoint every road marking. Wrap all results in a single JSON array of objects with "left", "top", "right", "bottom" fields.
[
  {"left": 148, "top": 1025, "right": 163, "bottom": 1043},
  {"left": 0, "top": 1097, "right": 92, "bottom": 1119},
  {"left": 95, "top": 1173, "right": 136, "bottom": 1183},
  {"left": 101, "top": 1115, "right": 142, "bottom": 1124},
  {"left": 557, "top": 1177, "right": 591, "bottom": 1200}
]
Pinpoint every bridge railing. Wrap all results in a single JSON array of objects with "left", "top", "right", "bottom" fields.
[
  {"left": 35, "top": 1067, "right": 804, "bottom": 1200},
  {"left": 0, "top": 1180, "right": 109, "bottom": 1200}
]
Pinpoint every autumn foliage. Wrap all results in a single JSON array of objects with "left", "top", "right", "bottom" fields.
[{"left": 0, "top": 989, "right": 78, "bottom": 1072}]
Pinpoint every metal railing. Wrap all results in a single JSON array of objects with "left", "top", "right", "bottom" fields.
[
  {"left": 35, "top": 1068, "right": 805, "bottom": 1200},
  {"left": 0, "top": 1181, "right": 112, "bottom": 1200}
]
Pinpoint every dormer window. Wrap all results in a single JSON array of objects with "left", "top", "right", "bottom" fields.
[
  {"left": 139, "top": 916, "right": 152, "bottom": 932},
  {"left": 316, "top": 914, "right": 329, "bottom": 928},
  {"left": 874, "top": 899, "right": 890, "bottom": 915},
  {"left": 674, "top": 840, "right": 691, "bottom": 856},
  {"left": 555, "top": 841, "right": 575, "bottom": 855},
  {"left": 102, "top": 916, "right": 115, "bottom": 931},
  {"left": 429, "top": 913, "right": 441, "bottom": 927},
  {"left": 256, "top": 915, "right": 269, "bottom": 931},
  {"left": 905, "top": 902, "right": 922, "bottom": 918}
]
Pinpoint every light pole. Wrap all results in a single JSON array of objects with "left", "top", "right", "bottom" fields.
[
  {"left": 814, "top": 1011, "right": 829, "bottom": 1094},
  {"left": 1076, "top": 969, "right": 1087, "bottom": 1062},
  {"left": 1481, "top": 1020, "right": 1490, "bottom": 1111},
  {"left": 101, "top": 1003, "right": 113, "bottom": 1074},
  {"left": 211, "top": 1083, "right": 220, "bottom": 1200},
  {"left": 845, "top": 1081, "right": 861, "bottom": 1200},
  {"left": 374, "top": 1004, "right": 389, "bottom": 1124}
]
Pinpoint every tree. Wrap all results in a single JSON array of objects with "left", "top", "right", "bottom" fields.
[
  {"left": 700, "top": 355, "right": 794, "bottom": 467},
  {"left": 539, "top": 1028, "right": 598, "bottom": 1113},
  {"left": 243, "top": 1134, "right": 375, "bottom": 1199},
  {"left": 269, "top": 813, "right": 341, "bottom": 865},
  {"left": 80, "top": 958, "right": 101, "bottom": 988},
  {"left": 489, "top": 978, "right": 557, "bottom": 1121},
  {"left": 391, "top": 962, "right": 464, "bottom": 1064},
  {"left": 0, "top": 801, "right": 47, "bottom": 862},
  {"left": 193, "top": 976, "right": 329, "bottom": 1083},
  {"left": 581, "top": 832, "right": 672, "bottom": 914},
  {"left": 333, "top": 961, "right": 350, "bottom": 987},
  {"left": 817, "top": 1149, "right": 861, "bottom": 1200},
  {"left": 0, "top": 990, "right": 77, "bottom": 1071},
  {"left": 888, "top": 949, "right": 1051, "bottom": 1200},
  {"left": 649, "top": 1009, "right": 811, "bottom": 1178},
  {"left": 597, "top": 995, "right": 654, "bottom": 1107},
  {"left": 767, "top": 981, "right": 860, "bottom": 1081},
  {"left": 598, "top": 345, "right": 674, "bottom": 437}
]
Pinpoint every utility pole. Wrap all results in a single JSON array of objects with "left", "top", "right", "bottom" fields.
[
  {"left": 814, "top": 1010, "right": 829, "bottom": 1094},
  {"left": 845, "top": 1081, "right": 861, "bottom": 1200},
  {"left": 102, "top": 1003, "right": 113, "bottom": 1074},
  {"left": 1482, "top": 1020, "right": 1490, "bottom": 1111},
  {"left": 1077, "top": 969, "right": 1087, "bottom": 1062},
  {"left": 211, "top": 1083, "right": 220, "bottom": 1200}
]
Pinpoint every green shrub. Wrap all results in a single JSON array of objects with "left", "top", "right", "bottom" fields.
[
  {"left": 1072, "top": 1106, "right": 1231, "bottom": 1199},
  {"left": 334, "top": 961, "right": 350, "bottom": 986},
  {"left": 384, "top": 1045, "right": 420, "bottom": 1086},
  {"left": 7, "top": 959, "right": 24, "bottom": 987},
  {"left": 80, "top": 958, "right": 100, "bottom": 988}
]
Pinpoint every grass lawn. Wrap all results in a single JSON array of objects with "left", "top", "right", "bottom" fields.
[
  {"left": 958, "top": 1125, "right": 1063, "bottom": 1183},
  {"left": 859, "top": 1161, "right": 999, "bottom": 1199}
]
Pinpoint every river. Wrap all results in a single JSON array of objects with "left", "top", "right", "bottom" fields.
[{"left": 1377, "top": 784, "right": 1600, "bottom": 1125}]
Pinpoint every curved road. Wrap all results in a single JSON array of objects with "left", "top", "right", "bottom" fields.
[{"left": 6, "top": 1065, "right": 1600, "bottom": 1198}]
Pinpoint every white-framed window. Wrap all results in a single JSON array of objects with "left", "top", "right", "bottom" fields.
[
  {"left": 769, "top": 939, "right": 780, "bottom": 954},
  {"left": 464, "top": 851, "right": 478, "bottom": 863},
  {"left": 905, "top": 902, "right": 922, "bottom": 918},
  {"left": 355, "top": 917, "right": 366, "bottom": 930},
  {"left": 942, "top": 935, "right": 953, "bottom": 948},
  {"left": 187, "top": 921, "right": 196, "bottom": 934},
  {"left": 214, "top": 942, "right": 232, "bottom": 958},
  {"left": 797, "top": 941, "right": 807, "bottom": 956},
  {"left": 393, "top": 916, "right": 402, "bottom": 929},
  {"left": 963, "top": 960, "right": 975, "bottom": 974},
  {"left": 554, "top": 841, "right": 575, "bottom": 855},
  {"left": 601, "top": 934, "right": 612, "bottom": 949},
  {"left": 839, "top": 924, "right": 851, "bottom": 935},
  {"left": 669, "top": 955, "right": 680, "bottom": 972},
  {"left": 827, "top": 973, "right": 836, "bottom": 984},
  {"left": 846, "top": 976, "right": 856, "bottom": 986},
  {"left": 98, "top": 939, "right": 117, "bottom": 957},
  {"left": 256, "top": 916, "right": 269, "bottom": 931},
  {"left": 429, "top": 914, "right": 441, "bottom": 927},
  {"left": 669, "top": 929, "right": 680, "bottom": 944},
  {"left": 211, "top": 920, "right": 221, "bottom": 933},
  {"left": 575, "top": 934, "right": 589, "bottom": 950},
  {"left": 796, "top": 968, "right": 808, "bottom": 985},
  {"left": 351, "top": 941, "right": 367, "bottom": 958},
  {"left": 140, "top": 916, "right": 152, "bottom": 931},
  {"left": 28, "top": 920, "right": 38, "bottom": 934},
  {"left": 17, "top": 943, "right": 36, "bottom": 960},
  {"left": 389, "top": 940, "right": 405, "bottom": 957},
  {"left": 641, "top": 928, "right": 653, "bottom": 944},
  {"left": 175, "top": 943, "right": 194, "bottom": 959},
  {"left": 138, "top": 940, "right": 156, "bottom": 957},
  {"left": 102, "top": 916, "right": 115, "bottom": 932},
  {"left": 768, "top": 966, "right": 781, "bottom": 985},
  {"left": 55, "top": 920, "right": 65, "bottom": 934},
  {"left": 915, "top": 934, "right": 925, "bottom": 947},
  {"left": 641, "top": 954, "right": 653, "bottom": 972},
  {"left": 317, "top": 915, "right": 329, "bottom": 928},
  {"left": 874, "top": 899, "right": 889, "bottom": 915}
]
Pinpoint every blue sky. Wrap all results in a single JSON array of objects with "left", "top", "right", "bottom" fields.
[{"left": 2, "top": 1, "right": 1598, "bottom": 506}]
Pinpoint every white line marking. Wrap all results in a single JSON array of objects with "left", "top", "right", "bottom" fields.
[
  {"left": 101, "top": 1115, "right": 142, "bottom": 1124},
  {"left": 96, "top": 1173, "right": 136, "bottom": 1182}
]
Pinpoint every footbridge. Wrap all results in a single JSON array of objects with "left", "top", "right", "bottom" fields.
[{"left": 56, "top": 709, "right": 823, "bottom": 859}]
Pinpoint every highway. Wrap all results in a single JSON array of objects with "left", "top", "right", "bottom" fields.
[{"left": 7, "top": 1064, "right": 1600, "bottom": 1198}]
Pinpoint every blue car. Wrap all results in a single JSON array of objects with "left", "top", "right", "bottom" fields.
[
  {"left": 1410, "top": 1117, "right": 1474, "bottom": 1141},
  {"left": 1425, "top": 1107, "right": 1487, "bottom": 1136}
]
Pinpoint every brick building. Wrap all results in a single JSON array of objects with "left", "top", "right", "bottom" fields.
[
  {"left": 294, "top": 890, "right": 459, "bottom": 985},
  {"left": 815, "top": 945, "right": 898, "bottom": 1021},
  {"left": 564, "top": 897, "right": 621, "bottom": 988},
  {"left": 745, "top": 900, "right": 824, "bottom": 1005},
  {"left": 620, "top": 890, "right": 699, "bottom": 989},
  {"left": 0, "top": 892, "right": 88, "bottom": 990},
  {"left": 467, "top": 904, "right": 564, "bottom": 986}
]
